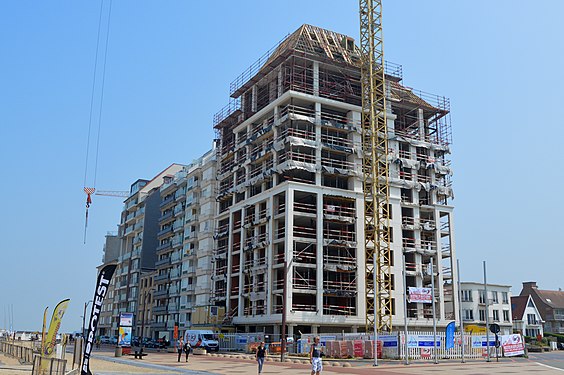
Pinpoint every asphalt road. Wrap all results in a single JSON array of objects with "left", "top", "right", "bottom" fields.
[{"left": 528, "top": 350, "right": 564, "bottom": 371}]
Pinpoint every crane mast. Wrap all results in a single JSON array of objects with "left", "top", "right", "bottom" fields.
[{"left": 359, "top": 0, "right": 392, "bottom": 332}]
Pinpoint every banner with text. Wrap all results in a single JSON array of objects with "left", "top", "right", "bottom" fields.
[
  {"left": 81, "top": 264, "right": 116, "bottom": 375},
  {"left": 501, "top": 334, "right": 525, "bottom": 357},
  {"left": 43, "top": 299, "right": 70, "bottom": 357},
  {"left": 408, "top": 287, "right": 433, "bottom": 303}
]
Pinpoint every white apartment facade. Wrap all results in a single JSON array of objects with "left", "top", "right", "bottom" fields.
[
  {"left": 153, "top": 150, "right": 217, "bottom": 339},
  {"left": 455, "top": 282, "right": 513, "bottom": 335},
  {"left": 212, "top": 24, "right": 457, "bottom": 335}
]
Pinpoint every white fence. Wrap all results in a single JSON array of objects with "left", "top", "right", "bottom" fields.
[{"left": 218, "top": 331, "right": 501, "bottom": 360}]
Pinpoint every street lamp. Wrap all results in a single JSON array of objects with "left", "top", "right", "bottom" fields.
[{"left": 82, "top": 300, "right": 93, "bottom": 339}]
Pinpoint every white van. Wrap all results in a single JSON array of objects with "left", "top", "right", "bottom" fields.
[{"left": 184, "top": 330, "right": 219, "bottom": 352}]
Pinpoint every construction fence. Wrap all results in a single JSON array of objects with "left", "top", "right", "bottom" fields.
[{"left": 218, "top": 331, "right": 503, "bottom": 360}]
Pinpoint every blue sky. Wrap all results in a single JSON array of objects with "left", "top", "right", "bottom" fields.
[{"left": 1, "top": 1, "right": 563, "bottom": 332}]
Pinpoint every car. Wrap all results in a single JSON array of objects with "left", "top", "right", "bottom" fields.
[{"left": 100, "top": 336, "right": 111, "bottom": 344}]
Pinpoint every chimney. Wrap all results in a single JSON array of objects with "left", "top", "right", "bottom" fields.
[{"left": 522, "top": 281, "right": 537, "bottom": 290}]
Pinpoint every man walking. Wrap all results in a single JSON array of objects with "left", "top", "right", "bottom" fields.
[
  {"left": 255, "top": 341, "right": 267, "bottom": 374},
  {"left": 309, "top": 336, "right": 323, "bottom": 375},
  {"left": 184, "top": 340, "right": 192, "bottom": 362},
  {"left": 176, "top": 337, "right": 184, "bottom": 362}
]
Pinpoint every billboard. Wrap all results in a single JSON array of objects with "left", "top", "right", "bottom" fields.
[
  {"left": 119, "top": 313, "right": 133, "bottom": 327},
  {"left": 408, "top": 287, "right": 433, "bottom": 303},
  {"left": 118, "top": 326, "right": 132, "bottom": 346},
  {"left": 501, "top": 334, "right": 525, "bottom": 356}
]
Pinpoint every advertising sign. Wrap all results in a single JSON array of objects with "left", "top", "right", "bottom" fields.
[
  {"left": 407, "top": 335, "right": 441, "bottom": 348},
  {"left": 81, "top": 264, "right": 117, "bottom": 375},
  {"left": 119, "top": 313, "right": 133, "bottom": 327},
  {"left": 501, "top": 334, "right": 525, "bottom": 357},
  {"left": 379, "top": 334, "right": 398, "bottom": 347},
  {"left": 445, "top": 321, "right": 455, "bottom": 349},
  {"left": 118, "top": 326, "right": 132, "bottom": 346},
  {"left": 471, "top": 336, "right": 496, "bottom": 348},
  {"left": 408, "top": 287, "right": 433, "bottom": 303},
  {"left": 43, "top": 299, "right": 70, "bottom": 357}
]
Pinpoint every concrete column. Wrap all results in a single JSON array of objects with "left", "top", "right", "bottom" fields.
[
  {"left": 348, "top": 110, "right": 363, "bottom": 193},
  {"left": 315, "top": 102, "right": 322, "bottom": 185},
  {"left": 312, "top": 325, "right": 319, "bottom": 335},
  {"left": 285, "top": 188, "right": 295, "bottom": 317},
  {"left": 313, "top": 61, "right": 320, "bottom": 96},
  {"left": 417, "top": 108, "right": 425, "bottom": 140},
  {"left": 356, "top": 195, "right": 367, "bottom": 319},
  {"left": 435, "top": 209, "right": 445, "bottom": 321},
  {"left": 316, "top": 192, "right": 323, "bottom": 314},
  {"left": 277, "top": 68, "right": 283, "bottom": 97},
  {"left": 266, "top": 195, "right": 274, "bottom": 315},
  {"left": 252, "top": 85, "right": 258, "bottom": 113},
  {"left": 288, "top": 324, "right": 295, "bottom": 339}
]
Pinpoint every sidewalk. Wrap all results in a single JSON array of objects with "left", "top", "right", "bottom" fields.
[{"left": 88, "top": 349, "right": 564, "bottom": 375}]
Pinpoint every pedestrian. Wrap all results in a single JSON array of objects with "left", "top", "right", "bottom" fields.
[
  {"left": 309, "top": 336, "right": 323, "bottom": 375},
  {"left": 255, "top": 341, "right": 267, "bottom": 374},
  {"left": 184, "top": 340, "right": 191, "bottom": 362},
  {"left": 177, "top": 337, "right": 184, "bottom": 362}
]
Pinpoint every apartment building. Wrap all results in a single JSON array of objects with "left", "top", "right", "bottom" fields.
[
  {"left": 101, "top": 164, "right": 185, "bottom": 338},
  {"left": 97, "top": 232, "right": 120, "bottom": 337},
  {"left": 153, "top": 150, "right": 217, "bottom": 339},
  {"left": 453, "top": 282, "right": 513, "bottom": 335},
  {"left": 211, "top": 24, "right": 456, "bottom": 335}
]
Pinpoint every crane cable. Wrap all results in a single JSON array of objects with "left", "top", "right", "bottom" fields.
[{"left": 83, "top": 0, "right": 113, "bottom": 243}]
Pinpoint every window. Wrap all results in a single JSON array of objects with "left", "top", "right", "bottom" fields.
[
  {"left": 493, "top": 310, "right": 499, "bottom": 322},
  {"left": 527, "top": 314, "right": 537, "bottom": 325},
  {"left": 502, "top": 292, "right": 509, "bottom": 304},
  {"left": 479, "top": 290, "right": 486, "bottom": 304},
  {"left": 462, "top": 290, "right": 473, "bottom": 302},
  {"left": 479, "top": 309, "right": 486, "bottom": 321},
  {"left": 463, "top": 309, "right": 474, "bottom": 321},
  {"left": 503, "top": 310, "right": 510, "bottom": 322},
  {"left": 492, "top": 291, "right": 498, "bottom": 303}
]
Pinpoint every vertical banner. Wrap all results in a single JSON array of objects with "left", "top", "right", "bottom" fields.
[
  {"left": 81, "top": 264, "right": 116, "bottom": 375},
  {"left": 43, "top": 299, "right": 70, "bottom": 357},
  {"left": 445, "top": 321, "right": 455, "bottom": 349},
  {"left": 40, "top": 306, "right": 48, "bottom": 355}
]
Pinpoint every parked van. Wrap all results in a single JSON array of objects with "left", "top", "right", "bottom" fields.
[{"left": 184, "top": 330, "right": 219, "bottom": 352}]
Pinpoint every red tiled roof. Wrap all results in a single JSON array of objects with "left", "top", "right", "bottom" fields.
[
  {"left": 535, "top": 289, "right": 564, "bottom": 309},
  {"left": 511, "top": 296, "right": 528, "bottom": 321}
]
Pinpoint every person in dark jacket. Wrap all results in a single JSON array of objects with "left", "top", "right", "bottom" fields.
[
  {"left": 255, "top": 341, "right": 267, "bottom": 374},
  {"left": 176, "top": 337, "right": 184, "bottom": 362}
]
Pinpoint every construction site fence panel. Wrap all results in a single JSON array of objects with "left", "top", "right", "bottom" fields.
[
  {"left": 218, "top": 334, "right": 297, "bottom": 353},
  {"left": 300, "top": 331, "right": 493, "bottom": 360}
]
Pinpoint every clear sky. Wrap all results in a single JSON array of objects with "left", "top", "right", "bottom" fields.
[{"left": 1, "top": 1, "right": 563, "bottom": 333}]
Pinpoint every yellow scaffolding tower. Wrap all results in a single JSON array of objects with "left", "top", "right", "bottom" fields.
[{"left": 359, "top": 0, "right": 393, "bottom": 332}]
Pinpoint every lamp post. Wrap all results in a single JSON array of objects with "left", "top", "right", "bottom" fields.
[{"left": 82, "top": 300, "right": 93, "bottom": 339}]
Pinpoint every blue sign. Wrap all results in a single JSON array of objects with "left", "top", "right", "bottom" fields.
[
  {"left": 379, "top": 335, "right": 398, "bottom": 347},
  {"left": 446, "top": 321, "right": 455, "bottom": 349},
  {"left": 236, "top": 336, "right": 248, "bottom": 344},
  {"left": 407, "top": 335, "right": 440, "bottom": 348},
  {"left": 471, "top": 336, "right": 496, "bottom": 348}
]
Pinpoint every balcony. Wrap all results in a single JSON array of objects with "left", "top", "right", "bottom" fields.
[
  {"left": 155, "top": 257, "right": 170, "bottom": 267},
  {"left": 153, "top": 305, "right": 167, "bottom": 313},
  {"left": 157, "top": 226, "right": 173, "bottom": 238},
  {"left": 156, "top": 241, "right": 172, "bottom": 252},
  {"left": 154, "top": 273, "right": 169, "bottom": 282},
  {"left": 125, "top": 199, "right": 138, "bottom": 210},
  {"left": 159, "top": 211, "right": 174, "bottom": 223}
]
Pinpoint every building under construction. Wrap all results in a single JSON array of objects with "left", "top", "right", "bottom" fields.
[{"left": 212, "top": 24, "right": 456, "bottom": 335}]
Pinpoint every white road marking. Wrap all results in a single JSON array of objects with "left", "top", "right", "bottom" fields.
[{"left": 536, "top": 362, "right": 564, "bottom": 372}]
